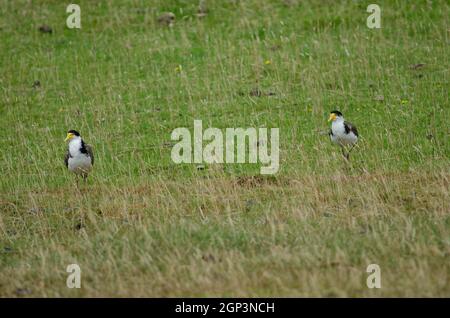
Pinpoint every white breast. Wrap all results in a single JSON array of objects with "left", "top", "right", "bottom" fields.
[
  {"left": 331, "top": 120, "right": 357, "bottom": 146},
  {"left": 68, "top": 138, "right": 92, "bottom": 174},
  {"left": 68, "top": 155, "right": 92, "bottom": 174}
]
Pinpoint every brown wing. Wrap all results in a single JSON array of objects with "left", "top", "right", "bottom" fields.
[
  {"left": 344, "top": 121, "right": 359, "bottom": 137},
  {"left": 85, "top": 144, "right": 94, "bottom": 165},
  {"left": 64, "top": 149, "right": 70, "bottom": 168}
]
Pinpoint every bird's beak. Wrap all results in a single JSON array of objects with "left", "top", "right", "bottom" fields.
[
  {"left": 64, "top": 133, "right": 73, "bottom": 142},
  {"left": 328, "top": 114, "right": 336, "bottom": 122}
]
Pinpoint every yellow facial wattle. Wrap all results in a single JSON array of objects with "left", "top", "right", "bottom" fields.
[
  {"left": 64, "top": 133, "right": 74, "bottom": 142},
  {"left": 328, "top": 113, "right": 337, "bottom": 122}
]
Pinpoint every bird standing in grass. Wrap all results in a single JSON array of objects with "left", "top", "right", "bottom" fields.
[
  {"left": 64, "top": 130, "right": 94, "bottom": 182},
  {"left": 328, "top": 110, "right": 359, "bottom": 160}
]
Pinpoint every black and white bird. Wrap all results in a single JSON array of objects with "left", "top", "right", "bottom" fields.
[
  {"left": 64, "top": 130, "right": 94, "bottom": 181},
  {"left": 328, "top": 110, "right": 359, "bottom": 160}
]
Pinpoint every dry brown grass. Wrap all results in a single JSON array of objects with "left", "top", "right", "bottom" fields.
[{"left": 1, "top": 168, "right": 449, "bottom": 297}]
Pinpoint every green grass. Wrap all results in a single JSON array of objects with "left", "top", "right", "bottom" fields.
[{"left": 0, "top": 0, "right": 449, "bottom": 297}]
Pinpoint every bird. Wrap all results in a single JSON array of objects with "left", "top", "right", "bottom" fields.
[
  {"left": 64, "top": 130, "right": 94, "bottom": 182},
  {"left": 328, "top": 110, "right": 359, "bottom": 160}
]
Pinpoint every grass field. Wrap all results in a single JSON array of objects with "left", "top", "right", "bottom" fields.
[{"left": 0, "top": 0, "right": 449, "bottom": 297}]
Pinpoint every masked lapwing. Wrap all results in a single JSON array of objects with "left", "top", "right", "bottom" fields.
[
  {"left": 328, "top": 110, "right": 359, "bottom": 160},
  {"left": 64, "top": 130, "right": 94, "bottom": 181}
]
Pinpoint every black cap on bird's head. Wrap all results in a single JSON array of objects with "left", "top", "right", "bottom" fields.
[
  {"left": 65, "top": 130, "right": 81, "bottom": 142},
  {"left": 328, "top": 110, "right": 343, "bottom": 122},
  {"left": 67, "top": 130, "right": 80, "bottom": 136},
  {"left": 330, "top": 110, "right": 343, "bottom": 116}
]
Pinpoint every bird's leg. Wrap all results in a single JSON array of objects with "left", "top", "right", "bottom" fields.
[
  {"left": 341, "top": 147, "right": 350, "bottom": 161},
  {"left": 347, "top": 144, "right": 356, "bottom": 154}
]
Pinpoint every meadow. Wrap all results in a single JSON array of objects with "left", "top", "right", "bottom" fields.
[{"left": 0, "top": 0, "right": 449, "bottom": 297}]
